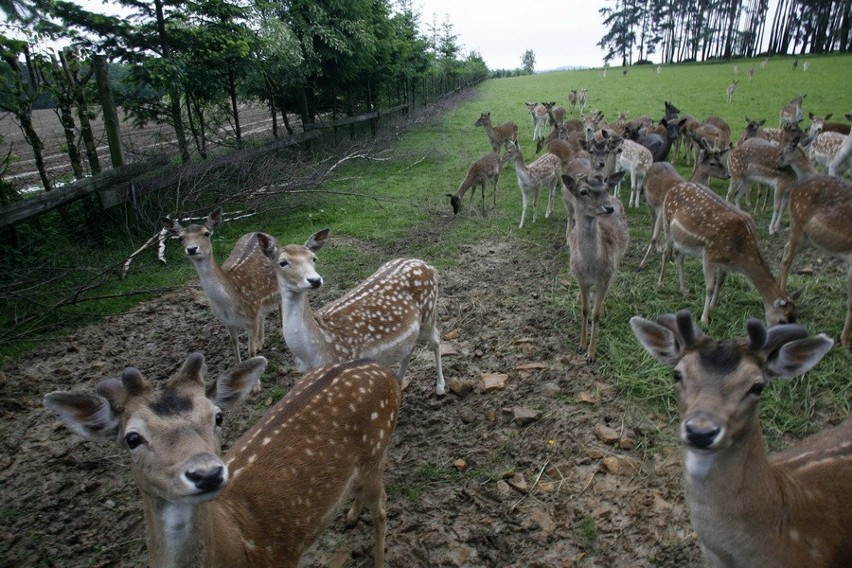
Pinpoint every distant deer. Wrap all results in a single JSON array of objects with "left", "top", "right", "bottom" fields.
[
  {"left": 446, "top": 151, "right": 508, "bottom": 215},
  {"left": 257, "top": 230, "right": 446, "bottom": 395},
  {"left": 780, "top": 94, "right": 806, "bottom": 127},
  {"left": 656, "top": 65, "right": 662, "bottom": 75},
  {"left": 640, "top": 142, "right": 731, "bottom": 269},
  {"left": 630, "top": 310, "right": 850, "bottom": 568},
  {"left": 161, "top": 209, "right": 279, "bottom": 367},
  {"left": 657, "top": 181, "right": 797, "bottom": 325},
  {"left": 733, "top": 64, "right": 741, "bottom": 75},
  {"left": 44, "top": 354, "right": 401, "bottom": 568},
  {"left": 778, "top": 175, "right": 852, "bottom": 346},
  {"left": 802, "top": 60, "right": 810, "bottom": 71},
  {"left": 567, "top": 89, "right": 578, "bottom": 114},
  {"left": 828, "top": 113, "right": 852, "bottom": 177},
  {"left": 726, "top": 81, "right": 738, "bottom": 104},
  {"left": 504, "top": 139, "right": 564, "bottom": 228},
  {"left": 526, "top": 102, "right": 551, "bottom": 142},
  {"left": 747, "top": 66, "right": 755, "bottom": 80},
  {"left": 578, "top": 88, "right": 589, "bottom": 115},
  {"left": 474, "top": 112, "right": 518, "bottom": 153},
  {"left": 563, "top": 172, "right": 628, "bottom": 363},
  {"left": 761, "top": 57, "right": 769, "bottom": 69}
]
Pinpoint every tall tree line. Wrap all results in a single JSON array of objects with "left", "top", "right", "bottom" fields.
[{"left": 599, "top": 0, "right": 851, "bottom": 65}]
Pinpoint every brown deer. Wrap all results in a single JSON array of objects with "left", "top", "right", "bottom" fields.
[
  {"left": 780, "top": 94, "right": 807, "bottom": 127},
  {"left": 446, "top": 151, "right": 507, "bottom": 214},
  {"left": 545, "top": 101, "right": 566, "bottom": 127},
  {"left": 43, "top": 354, "right": 401, "bottom": 568},
  {"left": 779, "top": 175, "right": 852, "bottom": 346},
  {"left": 567, "top": 89, "right": 578, "bottom": 114},
  {"left": 807, "top": 112, "right": 851, "bottom": 136},
  {"left": 563, "top": 172, "right": 629, "bottom": 363},
  {"left": 630, "top": 310, "right": 850, "bottom": 568},
  {"left": 657, "top": 181, "right": 797, "bottom": 325},
  {"left": 504, "top": 139, "right": 564, "bottom": 228},
  {"left": 256, "top": 230, "right": 446, "bottom": 395},
  {"left": 474, "top": 112, "right": 518, "bottom": 153},
  {"left": 639, "top": 143, "right": 730, "bottom": 269},
  {"left": 526, "top": 102, "right": 551, "bottom": 141},
  {"left": 161, "top": 209, "right": 279, "bottom": 366},
  {"left": 577, "top": 88, "right": 589, "bottom": 115}
]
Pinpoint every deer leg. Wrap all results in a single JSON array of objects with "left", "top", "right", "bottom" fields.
[
  {"left": 427, "top": 323, "right": 446, "bottom": 395},
  {"left": 640, "top": 214, "right": 664, "bottom": 270},
  {"left": 701, "top": 255, "right": 717, "bottom": 324},
  {"left": 578, "top": 281, "right": 590, "bottom": 351},
  {"left": 588, "top": 279, "right": 612, "bottom": 364},
  {"left": 779, "top": 226, "right": 803, "bottom": 292},
  {"left": 519, "top": 188, "right": 530, "bottom": 229},
  {"left": 709, "top": 269, "right": 727, "bottom": 310},
  {"left": 531, "top": 187, "right": 540, "bottom": 224},
  {"left": 677, "top": 252, "right": 688, "bottom": 295},
  {"left": 491, "top": 176, "right": 499, "bottom": 208},
  {"left": 228, "top": 327, "right": 242, "bottom": 363},
  {"left": 658, "top": 238, "right": 673, "bottom": 287}
]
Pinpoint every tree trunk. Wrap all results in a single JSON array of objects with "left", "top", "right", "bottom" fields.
[
  {"left": 154, "top": 0, "right": 191, "bottom": 163},
  {"left": 93, "top": 54, "right": 124, "bottom": 168}
]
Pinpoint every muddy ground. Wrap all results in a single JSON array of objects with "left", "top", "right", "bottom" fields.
[{"left": 0, "top": 220, "right": 704, "bottom": 567}]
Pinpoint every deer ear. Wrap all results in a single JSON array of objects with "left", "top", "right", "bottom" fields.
[
  {"left": 305, "top": 229, "right": 330, "bottom": 252},
  {"left": 44, "top": 391, "right": 121, "bottom": 443},
  {"left": 765, "top": 334, "right": 833, "bottom": 378},
  {"left": 161, "top": 216, "right": 182, "bottom": 236},
  {"left": 206, "top": 208, "right": 224, "bottom": 232},
  {"left": 630, "top": 316, "right": 684, "bottom": 365},
  {"left": 255, "top": 233, "right": 278, "bottom": 262},
  {"left": 209, "top": 356, "right": 268, "bottom": 409}
]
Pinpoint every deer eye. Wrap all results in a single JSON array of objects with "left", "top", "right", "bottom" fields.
[
  {"left": 579, "top": 190, "right": 589, "bottom": 197},
  {"left": 202, "top": 231, "right": 211, "bottom": 238},
  {"left": 672, "top": 370, "right": 683, "bottom": 384},
  {"left": 748, "top": 382, "right": 765, "bottom": 397},
  {"left": 279, "top": 260, "right": 289, "bottom": 268},
  {"left": 215, "top": 412, "right": 224, "bottom": 427},
  {"left": 125, "top": 432, "right": 145, "bottom": 449}
]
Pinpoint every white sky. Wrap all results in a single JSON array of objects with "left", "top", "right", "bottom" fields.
[{"left": 416, "top": 0, "right": 609, "bottom": 70}]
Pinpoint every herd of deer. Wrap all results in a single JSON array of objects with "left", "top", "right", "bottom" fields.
[{"left": 41, "top": 87, "right": 851, "bottom": 567}]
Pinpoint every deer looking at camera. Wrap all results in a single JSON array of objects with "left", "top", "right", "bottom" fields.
[
  {"left": 44, "top": 354, "right": 401, "bottom": 568},
  {"left": 257, "top": 230, "right": 446, "bottom": 395},
  {"left": 657, "top": 181, "right": 797, "bottom": 325},
  {"left": 474, "top": 112, "right": 518, "bottom": 153},
  {"left": 161, "top": 209, "right": 279, "bottom": 366},
  {"left": 631, "top": 310, "right": 851, "bottom": 568}
]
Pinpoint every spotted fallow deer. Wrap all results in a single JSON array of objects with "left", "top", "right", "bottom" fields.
[
  {"left": 639, "top": 143, "right": 730, "bottom": 269},
  {"left": 256, "top": 230, "right": 446, "bottom": 395},
  {"left": 807, "top": 112, "right": 851, "bottom": 136},
  {"left": 657, "top": 181, "right": 797, "bottom": 325},
  {"left": 446, "top": 151, "right": 508, "bottom": 215},
  {"left": 564, "top": 172, "right": 629, "bottom": 364},
  {"left": 161, "top": 209, "right": 279, "bottom": 366},
  {"left": 780, "top": 94, "right": 807, "bottom": 127},
  {"left": 43, "top": 354, "right": 401, "bottom": 568},
  {"left": 526, "top": 102, "right": 551, "bottom": 142},
  {"left": 615, "top": 138, "right": 654, "bottom": 208},
  {"left": 474, "top": 112, "right": 518, "bottom": 153},
  {"left": 828, "top": 113, "right": 852, "bottom": 177},
  {"left": 630, "top": 309, "right": 850, "bottom": 568},
  {"left": 779, "top": 175, "right": 852, "bottom": 346},
  {"left": 804, "top": 131, "right": 845, "bottom": 172},
  {"left": 504, "top": 138, "right": 564, "bottom": 229}
]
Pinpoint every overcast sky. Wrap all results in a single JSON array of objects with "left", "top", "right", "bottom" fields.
[{"left": 416, "top": 0, "right": 609, "bottom": 70}]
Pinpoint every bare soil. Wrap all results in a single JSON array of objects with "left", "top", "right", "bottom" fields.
[{"left": 0, "top": 221, "right": 702, "bottom": 567}]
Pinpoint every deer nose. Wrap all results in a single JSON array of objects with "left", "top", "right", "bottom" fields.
[
  {"left": 185, "top": 464, "right": 225, "bottom": 493},
  {"left": 307, "top": 277, "right": 322, "bottom": 289},
  {"left": 603, "top": 205, "right": 615, "bottom": 215},
  {"left": 186, "top": 246, "right": 199, "bottom": 256},
  {"left": 683, "top": 417, "right": 722, "bottom": 449}
]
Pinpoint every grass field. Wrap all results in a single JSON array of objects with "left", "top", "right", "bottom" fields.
[{"left": 4, "top": 53, "right": 851, "bottom": 444}]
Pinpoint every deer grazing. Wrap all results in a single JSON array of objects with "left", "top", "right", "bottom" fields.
[
  {"left": 726, "top": 81, "right": 738, "bottom": 104},
  {"left": 657, "top": 181, "right": 797, "bottom": 325},
  {"left": 630, "top": 310, "right": 850, "bottom": 568},
  {"left": 256, "top": 230, "right": 446, "bottom": 395},
  {"left": 43, "top": 354, "right": 401, "bottom": 568},
  {"left": 504, "top": 139, "right": 564, "bottom": 229},
  {"left": 526, "top": 102, "right": 551, "bottom": 142},
  {"left": 474, "top": 112, "right": 518, "bottom": 153},
  {"left": 780, "top": 94, "right": 807, "bottom": 127},
  {"left": 828, "top": 113, "right": 852, "bottom": 177},
  {"left": 564, "top": 172, "right": 629, "bottom": 363},
  {"left": 639, "top": 143, "right": 731, "bottom": 269},
  {"left": 779, "top": 175, "right": 852, "bottom": 346},
  {"left": 161, "top": 209, "right": 279, "bottom": 367},
  {"left": 446, "top": 151, "right": 507, "bottom": 215}
]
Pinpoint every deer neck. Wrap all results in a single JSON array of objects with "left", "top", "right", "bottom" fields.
[
  {"left": 509, "top": 153, "right": 531, "bottom": 184},
  {"left": 737, "top": 249, "right": 785, "bottom": 306},
  {"left": 191, "top": 256, "right": 238, "bottom": 310},
  {"left": 281, "top": 288, "right": 328, "bottom": 370},
  {"left": 683, "top": 417, "right": 781, "bottom": 561},
  {"left": 142, "top": 495, "right": 208, "bottom": 568}
]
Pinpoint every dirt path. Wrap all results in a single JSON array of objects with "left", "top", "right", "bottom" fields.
[{"left": 0, "top": 212, "right": 703, "bottom": 567}]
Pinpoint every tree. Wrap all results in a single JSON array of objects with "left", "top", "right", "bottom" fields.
[{"left": 521, "top": 49, "right": 535, "bottom": 73}]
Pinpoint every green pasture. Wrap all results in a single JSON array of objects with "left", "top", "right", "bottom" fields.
[{"left": 3, "top": 53, "right": 850, "bottom": 444}]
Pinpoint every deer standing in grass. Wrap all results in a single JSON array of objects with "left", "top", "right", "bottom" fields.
[
  {"left": 564, "top": 172, "right": 628, "bottom": 363},
  {"left": 474, "top": 112, "right": 518, "bottom": 153},
  {"left": 446, "top": 151, "right": 507, "bottom": 215},
  {"left": 504, "top": 139, "right": 564, "bottom": 229},
  {"left": 630, "top": 310, "right": 850, "bottom": 568},
  {"left": 526, "top": 102, "right": 550, "bottom": 142},
  {"left": 780, "top": 94, "right": 807, "bottom": 127},
  {"left": 639, "top": 143, "right": 730, "bottom": 269},
  {"left": 657, "top": 181, "right": 797, "bottom": 325},
  {"left": 779, "top": 175, "right": 852, "bottom": 346},
  {"left": 161, "top": 209, "right": 279, "bottom": 366},
  {"left": 257, "top": 230, "right": 447, "bottom": 395},
  {"left": 726, "top": 81, "right": 738, "bottom": 104},
  {"left": 808, "top": 131, "right": 846, "bottom": 172},
  {"left": 578, "top": 89, "right": 589, "bottom": 115},
  {"left": 43, "top": 354, "right": 401, "bottom": 568},
  {"left": 567, "top": 89, "right": 578, "bottom": 114},
  {"left": 614, "top": 138, "right": 653, "bottom": 208}
]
